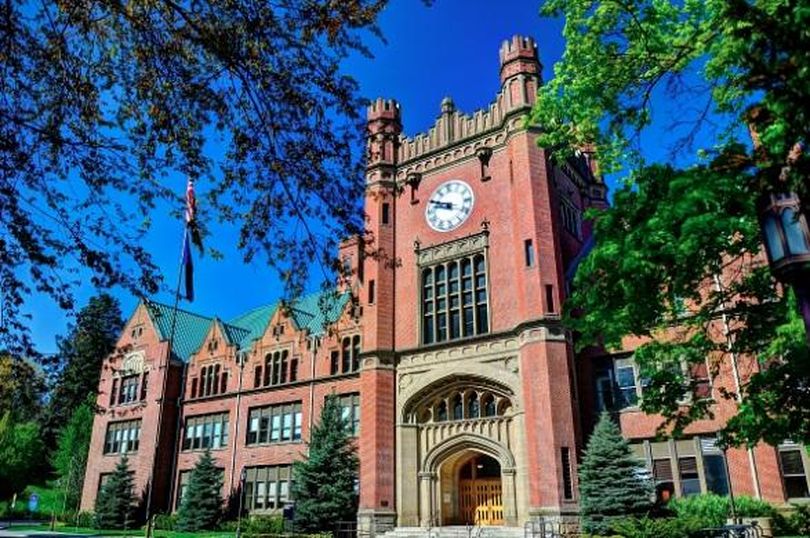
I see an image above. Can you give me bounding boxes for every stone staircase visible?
[382,525,525,538]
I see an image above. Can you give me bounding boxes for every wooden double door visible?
[458,478,504,525]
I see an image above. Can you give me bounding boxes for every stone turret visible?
[366,98,402,171]
[499,35,541,85]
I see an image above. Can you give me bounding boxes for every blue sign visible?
[28,493,39,512]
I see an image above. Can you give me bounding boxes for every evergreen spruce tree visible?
[579,413,654,535]
[94,455,135,529]
[292,394,359,533]
[176,448,223,531]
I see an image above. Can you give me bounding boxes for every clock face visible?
[425,180,475,232]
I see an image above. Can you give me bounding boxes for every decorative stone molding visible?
[415,231,489,267]
[121,351,146,374]
[518,325,568,344]
[422,432,516,472]
[398,334,520,369]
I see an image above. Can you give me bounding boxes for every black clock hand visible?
[428,200,453,209]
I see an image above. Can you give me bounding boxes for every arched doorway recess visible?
[455,453,503,525]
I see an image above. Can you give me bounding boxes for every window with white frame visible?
[182,412,229,451]
[336,393,360,436]
[246,402,302,445]
[779,443,810,499]
[243,465,294,512]
[103,419,141,454]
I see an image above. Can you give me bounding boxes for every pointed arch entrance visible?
[419,433,517,527]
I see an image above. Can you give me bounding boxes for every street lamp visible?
[757,191,810,338]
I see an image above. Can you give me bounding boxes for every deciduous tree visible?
[51,399,95,514]
[0,412,45,500]
[532,0,810,446]
[1,0,391,355]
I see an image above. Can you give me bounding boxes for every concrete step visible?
[383,526,524,538]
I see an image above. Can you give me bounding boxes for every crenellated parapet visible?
[392,35,542,170]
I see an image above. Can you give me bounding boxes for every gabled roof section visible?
[286,289,351,337]
[143,300,213,362]
[227,303,277,348]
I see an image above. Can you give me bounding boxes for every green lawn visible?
[3,523,237,538]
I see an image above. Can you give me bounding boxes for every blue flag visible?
[182,228,194,302]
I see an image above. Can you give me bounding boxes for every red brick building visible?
[81,35,810,532]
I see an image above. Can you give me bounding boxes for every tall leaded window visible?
[422,253,488,344]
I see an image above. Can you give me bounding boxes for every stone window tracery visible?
[409,384,513,424]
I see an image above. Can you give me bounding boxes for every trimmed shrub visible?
[610,516,704,538]
[244,514,284,534]
[668,494,727,527]
[774,504,810,537]
[734,496,776,518]
[669,494,776,528]
[153,513,178,531]
[57,510,95,527]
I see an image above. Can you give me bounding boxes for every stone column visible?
[502,467,518,526]
[418,471,436,527]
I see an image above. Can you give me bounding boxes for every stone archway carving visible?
[423,433,515,474]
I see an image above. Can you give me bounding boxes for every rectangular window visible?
[652,458,675,503]
[330,351,339,376]
[381,203,390,225]
[561,447,574,500]
[779,448,810,499]
[289,357,298,382]
[246,402,303,446]
[368,280,376,305]
[614,361,638,407]
[524,239,535,267]
[140,372,149,401]
[545,284,555,314]
[703,454,729,495]
[118,375,139,405]
[176,468,223,509]
[244,465,293,513]
[103,420,141,455]
[422,255,488,345]
[336,393,361,436]
[182,412,229,451]
[679,457,701,496]
[109,378,118,407]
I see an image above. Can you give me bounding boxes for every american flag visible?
[185,178,196,224]
[182,177,197,302]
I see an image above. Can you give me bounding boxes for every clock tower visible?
[355,35,607,531]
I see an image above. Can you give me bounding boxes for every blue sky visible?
[27,0,720,352]
[28,0,566,352]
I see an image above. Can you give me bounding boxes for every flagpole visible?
[144,207,193,538]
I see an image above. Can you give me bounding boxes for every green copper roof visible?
[139,289,349,362]
[287,290,350,336]
[144,300,213,362]
[227,303,277,348]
